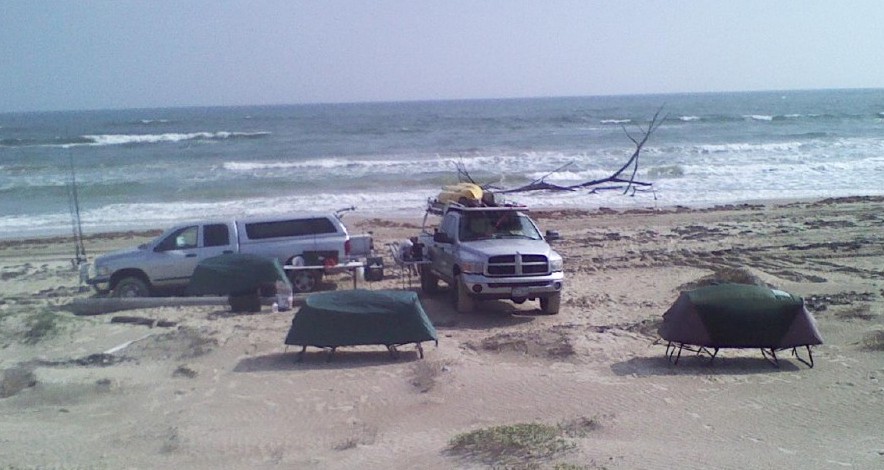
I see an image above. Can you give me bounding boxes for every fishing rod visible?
[67,149,88,279]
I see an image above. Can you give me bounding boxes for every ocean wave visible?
[80,131,271,146]
[692,141,805,154]
[600,119,631,124]
[527,169,614,183]
[668,114,837,124]
[0,138,33,147]
[1,136,94,147]
[3,131,270,148]
[223,158,357,171]
[647,165,685,178]
[221,151,584,175]
[215,154,599,191]
[551,115,592,124]
[667,113,882,124]
[785,132,831,139]
[739,112,881,122]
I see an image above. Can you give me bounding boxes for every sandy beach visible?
[1,196,882,469]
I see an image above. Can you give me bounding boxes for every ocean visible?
[1,89,883,240]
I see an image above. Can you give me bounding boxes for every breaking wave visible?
[0,131,272,148]
[80,131,270,146]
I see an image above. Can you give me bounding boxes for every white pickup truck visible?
[417,201,564,314]
[87,212,367,297]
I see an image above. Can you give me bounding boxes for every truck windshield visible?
[459,212,542,241]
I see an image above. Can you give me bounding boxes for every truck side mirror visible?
[545,230,562,241]
[433,232,452,244]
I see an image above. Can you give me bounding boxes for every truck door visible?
[147,224,203,287]
[147,223,235,288]
[432,213,460,280]
[202,223,236,257]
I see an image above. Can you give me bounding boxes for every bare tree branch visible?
[448,107,665,199]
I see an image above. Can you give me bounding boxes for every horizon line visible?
[3,86,883,115]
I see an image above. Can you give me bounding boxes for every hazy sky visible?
[2,0,883,112]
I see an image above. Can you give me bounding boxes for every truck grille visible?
[487,254,549,276]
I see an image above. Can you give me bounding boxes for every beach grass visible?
[835,304,875,321]
[24,308,67,344]
[447,419,601,467]
[860,330,884,351]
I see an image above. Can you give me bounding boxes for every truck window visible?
[459,212,542,241]
[460,213,494,241]
[204,224,230,247]
[156,226,198,251]
[244,217,337,240]
[441,214,458,239]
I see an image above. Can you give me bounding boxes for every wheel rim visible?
[291,272,315,292]
[454,276,473,311]
[116,280,145,297]
[420,267,437,291]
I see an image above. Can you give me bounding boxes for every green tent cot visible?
[659,283,823,367]
[284,289,438,361]
[188,253,290,312]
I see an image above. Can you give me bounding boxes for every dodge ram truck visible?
[417,201,564,314]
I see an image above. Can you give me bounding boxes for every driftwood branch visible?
[110,315,177,328]
[454,160,479,185]
[572,106,665,194]
[496,162,576,194]
[456,107,666,197]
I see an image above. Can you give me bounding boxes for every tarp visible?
[188,253,289,296]
[284,289,437,349]
[659,283,823,349]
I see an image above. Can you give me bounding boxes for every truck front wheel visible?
[289,271,318,293]
[453,275,475,313]
[419,265,439,293]
[540,292,561,315]
[113,276,150,298]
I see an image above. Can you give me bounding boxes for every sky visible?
[2,0,883,112]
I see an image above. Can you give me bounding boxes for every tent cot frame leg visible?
[760,348,779,367]
[665,341,685,365]
[705,348,719,365]
[296,346,307,363]
[664,342,816,369]
[786,345,815,368]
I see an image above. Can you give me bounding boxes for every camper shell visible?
[87,212,369,296]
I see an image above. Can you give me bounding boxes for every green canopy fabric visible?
[188,253,289,296]
[659,283,823,349]
[284,289,437,348]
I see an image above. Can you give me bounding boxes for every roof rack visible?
[424,198,528,216]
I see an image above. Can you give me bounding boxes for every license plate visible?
[512,287,529,298]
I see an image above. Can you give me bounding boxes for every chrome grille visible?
[487,254,549,276]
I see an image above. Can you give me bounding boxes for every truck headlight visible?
[460,260,484,274]
[549,257,563,272]
[96,265,110,277]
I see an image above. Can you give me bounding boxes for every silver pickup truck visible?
[87,212,360,297]
[417,202,564,314]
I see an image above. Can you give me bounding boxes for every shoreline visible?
[2,195,881,249]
